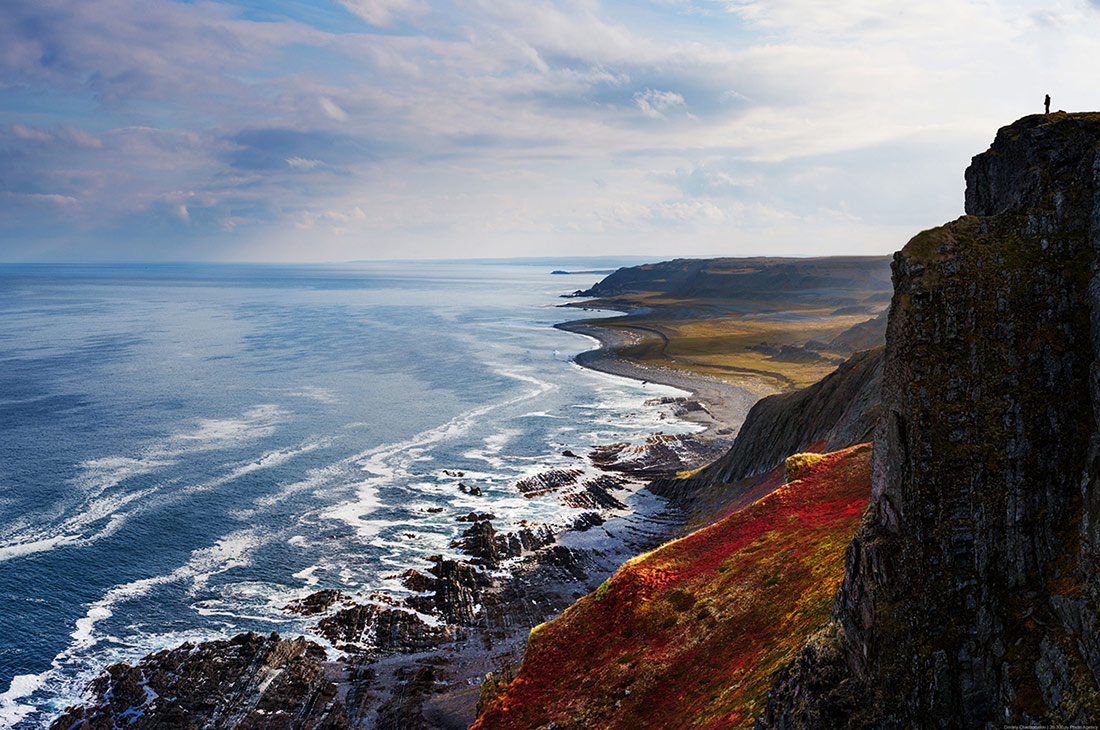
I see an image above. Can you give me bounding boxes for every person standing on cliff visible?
[1045,94,1051,114]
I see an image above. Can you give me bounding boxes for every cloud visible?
[286,157,323,170]
[338,0,424,26]
[10,124,102,149]
[319,97,349,121]
[633,88,686,119]
[3,0,1100,261]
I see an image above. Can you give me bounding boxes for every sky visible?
[2,0,1100,262]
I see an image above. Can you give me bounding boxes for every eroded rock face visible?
[759,112,1100,728]
[50,632,349,730]
[693,347,883,487]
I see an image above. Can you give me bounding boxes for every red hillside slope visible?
[472,443,872,730]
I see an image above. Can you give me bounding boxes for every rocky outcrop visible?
[284,589,352,616]
[394,557,490,626]
[514,468,584,497]
[317,604,454,654]
[50,632,348,730]
[451,520,555,569]
[759,112,1100,728]
[589,433,722,478]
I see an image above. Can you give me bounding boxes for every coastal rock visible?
[50,632,348,730]
[453,521,503,567]
[451,520,556,568]
[560,475,628,511]
[316,604,453,654]
[406,556,492,626]
[514,468,584,497]
[284,589,351,616]
[644,395,712,416]
[759,112,1100,728]
[589,433,719,478]
[399,568,435,593]
[567,511,605,531]
[456,511,496,522]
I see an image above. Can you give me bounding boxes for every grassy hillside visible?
[472,443,872,730]
[565,256,893,391]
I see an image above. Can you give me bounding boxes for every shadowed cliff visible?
[760,112,1100,728]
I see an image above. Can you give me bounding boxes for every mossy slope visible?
[471,444,872,730]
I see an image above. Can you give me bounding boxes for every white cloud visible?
[338,0,423,26]
[633,88,686,119]
[286,157,323,170]
[319,97,349,121]
[5,0,1100,260]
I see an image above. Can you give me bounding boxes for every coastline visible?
[555,319,769,443]
[42,314,757,730]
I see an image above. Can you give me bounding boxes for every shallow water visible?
[0,260,698,728]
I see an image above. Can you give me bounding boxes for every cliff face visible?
[760,112,1100,728]
[697,347,882,485]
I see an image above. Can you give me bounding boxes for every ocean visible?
[0,260,699,728]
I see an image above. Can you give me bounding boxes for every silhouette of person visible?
[1045,94,1051,114]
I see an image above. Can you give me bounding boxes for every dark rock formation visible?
[456,511,496,522]
[399,568,435,593]
[50,632,348,730]
[284,589,351,616]
[560,475,628,511]
[644,395,712,416]
[589,433,722,478]
[405,556,492,625]
[451,520,556,568]
[317,604,452,654]
[514,468,585,497]
[759,112,1100,728]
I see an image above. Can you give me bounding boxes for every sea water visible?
[0,260,698,728]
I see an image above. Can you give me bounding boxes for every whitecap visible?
[0,673,45,728]
[0,534,81,562]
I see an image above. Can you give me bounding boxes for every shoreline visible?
[555,319,769,444]
[39,312,759,730]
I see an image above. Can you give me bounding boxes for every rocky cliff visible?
[760,112,1100,728]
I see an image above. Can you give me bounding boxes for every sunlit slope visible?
[472,443,872,730]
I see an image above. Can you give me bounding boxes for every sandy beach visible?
[556,319,771,443]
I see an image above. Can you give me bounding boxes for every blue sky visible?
[2,0,1099,261]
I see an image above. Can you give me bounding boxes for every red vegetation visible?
[472,444,872,730]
